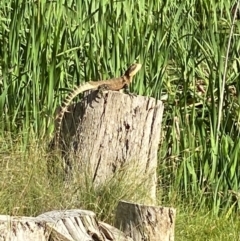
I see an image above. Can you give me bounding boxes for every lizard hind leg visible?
[97,84,110,98]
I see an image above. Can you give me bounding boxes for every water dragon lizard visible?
[54,63,142,148]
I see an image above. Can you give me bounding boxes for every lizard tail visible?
[54,82,98,148]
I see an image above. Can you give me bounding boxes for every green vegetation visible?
[0,135,239,240]
[1,0,240,240]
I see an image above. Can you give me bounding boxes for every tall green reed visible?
[1,0,240,214]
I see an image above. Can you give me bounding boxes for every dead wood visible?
[0,209,133,241]
[59,91,164,204]
[115,200,176,241]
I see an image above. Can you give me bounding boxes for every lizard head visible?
[124,63,142,77]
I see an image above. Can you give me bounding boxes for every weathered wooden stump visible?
[0,209,133,241]
[115,200,176,241]
[60,91,164,204]
[0,204,176,241]
[0,215,50,241]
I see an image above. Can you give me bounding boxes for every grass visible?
[1,0,240,239]
[0,134,239,240]
[176,208,240,241]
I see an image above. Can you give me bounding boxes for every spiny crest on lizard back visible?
[53,63,142,148]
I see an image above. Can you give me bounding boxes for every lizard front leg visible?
[123,84,137,97]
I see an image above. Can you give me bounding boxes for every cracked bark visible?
[60,90,164,204]
[115,200,176,241]
[0,209,133,241]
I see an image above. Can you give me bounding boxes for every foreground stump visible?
[0,205,176,240]
[60,91,164,204]
[0,209,133,241]
[115,200,176,241]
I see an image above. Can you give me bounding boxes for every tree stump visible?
[0,215,50,241]
[115,200,176,241]
[0,209,133,241]
[61,91,164,203]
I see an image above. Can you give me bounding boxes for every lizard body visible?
[54,63,142,148]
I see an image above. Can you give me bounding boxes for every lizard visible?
[53,63,142,148]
